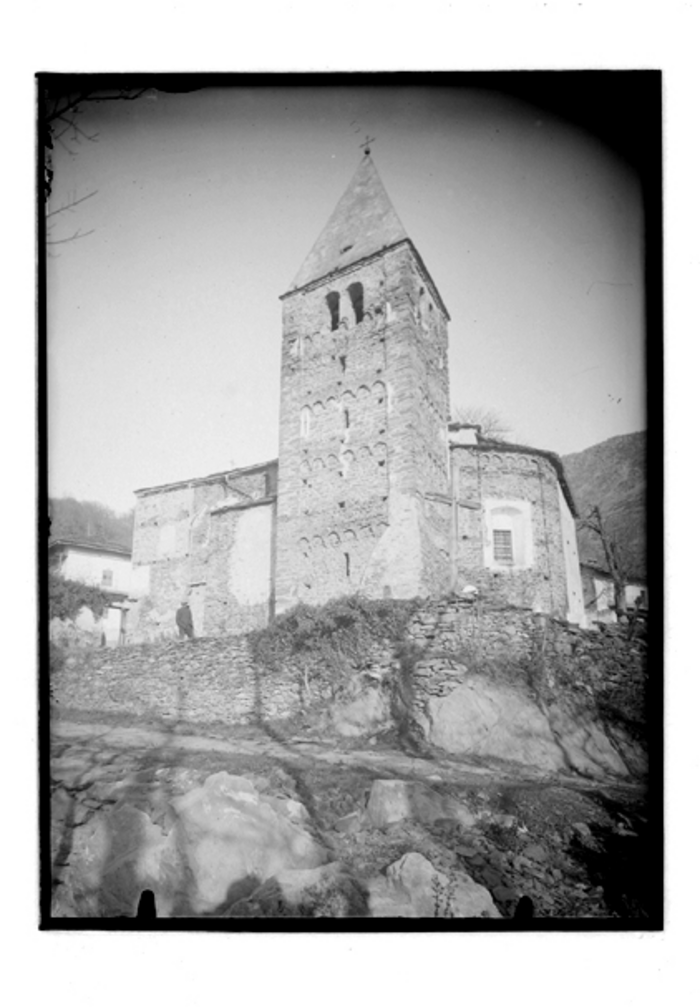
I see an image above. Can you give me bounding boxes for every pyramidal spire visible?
[288,154,409,292]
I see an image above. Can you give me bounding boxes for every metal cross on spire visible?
[360,134,376,156]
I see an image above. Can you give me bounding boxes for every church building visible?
[128,153,585,641]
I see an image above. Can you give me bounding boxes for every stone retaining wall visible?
[408,599,646,728]
[51,598,647,743]
[51,637,322,726]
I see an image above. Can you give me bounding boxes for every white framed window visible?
[484,499,533,570]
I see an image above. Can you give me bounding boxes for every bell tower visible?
[274,153,452,612]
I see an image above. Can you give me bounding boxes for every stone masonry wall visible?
[130,465,276,643]
[452,447,570,617]
[53,597,647,758]
[52,636,317,725]
[406,598,647,723]
[275,242,451,613]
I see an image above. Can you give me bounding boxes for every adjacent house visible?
[580,561,648,623]
[49,537,132,646]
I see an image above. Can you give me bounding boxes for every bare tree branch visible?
[55,114,99,143]
[43,86,148,245]
[47,228,96,246]
[578,505,629,617]
[450,404,512,442]
[46,189,98,219]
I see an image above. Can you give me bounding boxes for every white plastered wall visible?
[557,484,587,626]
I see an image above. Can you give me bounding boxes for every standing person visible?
[175,600,195,640]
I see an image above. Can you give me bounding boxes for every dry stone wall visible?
[52,636,319,726]
[53,596,647,778]
[405,598,647,709]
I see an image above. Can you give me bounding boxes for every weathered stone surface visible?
[331,687,391,737]
[522,843,548,864]
[171,772,328,913]
[425,677,567,771]
[54,772,331,917]
[548,705,629,778]
[368,852,501,918]
[334,811,364,834]
[366,779,476,830]
[273,862,368,916]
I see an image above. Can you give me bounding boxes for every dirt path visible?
[51,715,643,795]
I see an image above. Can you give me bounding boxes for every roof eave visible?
[134,458,278,498]
[449,439,578,517]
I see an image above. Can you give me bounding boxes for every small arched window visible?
[348,282,364,324]
[326,291,340,331]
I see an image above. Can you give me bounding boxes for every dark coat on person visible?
[175,602,194,638]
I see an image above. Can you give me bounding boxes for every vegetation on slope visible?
[562,431,646,579]
[49,496,134,551]
[249,594,420,678]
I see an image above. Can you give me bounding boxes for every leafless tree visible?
[578,505,628,618]
[43,86,148,247]
[450,405,512,442]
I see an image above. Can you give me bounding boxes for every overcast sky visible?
[47,79,647,514]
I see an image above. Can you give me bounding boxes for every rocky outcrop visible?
[365,779,476,830]
[423,677,567,772]
[52,771,329,917]
[330,686,391,737]
[171,773,328,913]
[422,675,629,779]
[367,852,501,918]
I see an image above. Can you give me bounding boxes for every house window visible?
[326,291,340,331]
[348,282,364,324]
[101,569,113,587]
[492,529,514,564]
[344,552,351,578]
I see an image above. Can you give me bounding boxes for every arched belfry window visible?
[348,282,364,325]
[326,291,340,331]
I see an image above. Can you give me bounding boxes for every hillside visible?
[562,432,646,580]
[48,496,134,551]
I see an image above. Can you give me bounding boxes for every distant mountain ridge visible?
[562,432,646,581]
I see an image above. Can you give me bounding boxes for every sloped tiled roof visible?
[288,154,409,293]
[48,537,132,558]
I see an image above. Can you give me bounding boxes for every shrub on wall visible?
[49,571,110,623]
[250,594,420,689]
